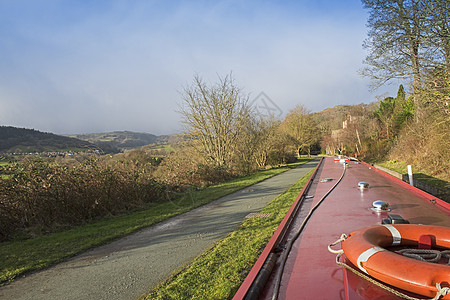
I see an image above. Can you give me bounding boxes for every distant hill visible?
[312,103,378,132]
[312,105,352,129]
[71,131,172,150]
[0,126,109,153]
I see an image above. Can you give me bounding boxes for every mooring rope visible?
[398,249,450,265]
[328,236,450,300]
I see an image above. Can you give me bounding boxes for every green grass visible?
[98,136,117,142]
[0,159,310,285]
[376,159,408,174]
[148,144,175,151]
[146,169,314,300]
[377,160,449,191]
[0,161,10,179]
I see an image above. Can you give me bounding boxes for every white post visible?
[407,165,414,186]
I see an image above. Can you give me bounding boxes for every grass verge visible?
[376,160,449,191]
[0,159,311,285]
[145,169,315,300]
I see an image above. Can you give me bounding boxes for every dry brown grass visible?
[389,107,449,183]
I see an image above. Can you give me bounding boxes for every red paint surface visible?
[232,158,323,300]
[366,161,450,212]
[234,157,450,300]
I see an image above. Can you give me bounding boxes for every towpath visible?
[0,159,319,300]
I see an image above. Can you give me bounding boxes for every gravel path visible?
[0,159,318,300]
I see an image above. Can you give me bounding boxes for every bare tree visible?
[232,115,260,174]
[281,105,319,157]
[362,0,450,93]
[423,0,450,75]
[361,0,425,92]
[179,74,250,168]
[252,117,281,168]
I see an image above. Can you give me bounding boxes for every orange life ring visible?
[341,224,450,299]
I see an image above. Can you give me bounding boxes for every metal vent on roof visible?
[358,182,369,189]
[371,200,390,212]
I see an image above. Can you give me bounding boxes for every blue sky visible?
[0,0,399,135]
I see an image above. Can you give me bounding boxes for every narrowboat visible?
[233,156,450,300]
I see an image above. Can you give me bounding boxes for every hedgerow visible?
[0,158,162,241]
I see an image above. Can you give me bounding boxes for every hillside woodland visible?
[72,131,173,150]
[0,126,97,153]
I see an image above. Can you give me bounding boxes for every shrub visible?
[0,158,161,241]
[389,109,449,181]
[153,149,232,190]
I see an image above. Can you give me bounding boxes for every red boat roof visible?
[234,157,450,300]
